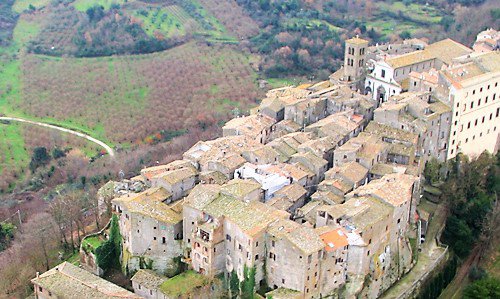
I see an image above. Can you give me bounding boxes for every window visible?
[256,241,259,247]
[153,237,156,241]
[272,240,275,247]
[468,122,471,129]
[255,254,259,260]
[226,234,231,241]
[485,96,488,103]
[475,119,478,126]
[471,101,474,109]
[478,99,481,106]
[367,250,370,256]
[482,116,485,123]
[282,279,285,284]
[381,70,386,78]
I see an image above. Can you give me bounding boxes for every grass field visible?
[129,5,200,39]
[376,1,443,24]
[12,0,51,13]
[371,1,444,39]
[0,122,28,185]
[72,0,135,12]
[159,270,209,297]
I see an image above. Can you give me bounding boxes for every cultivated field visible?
[16,41,261,144]
[198,0,259,39]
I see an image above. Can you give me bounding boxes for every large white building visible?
[439,51,500,159]
[365,39,472,104]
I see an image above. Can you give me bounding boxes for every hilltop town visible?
[31,29,500,299]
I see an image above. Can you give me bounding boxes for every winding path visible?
[0,117,115,157]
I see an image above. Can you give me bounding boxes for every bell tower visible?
[344,36,369,83]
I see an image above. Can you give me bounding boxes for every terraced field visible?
[17,41,260,144]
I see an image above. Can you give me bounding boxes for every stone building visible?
[374,92,452,162]
[365,39,473,103]
[131,269,167,299]
[112,187,184,275]
[222,114,276,144]
[32,262,140,299]
[151,167,198,202]
[265,219,325,298]
[438,51,500,159]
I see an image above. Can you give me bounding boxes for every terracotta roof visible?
[153,167,197,185]
[31,262,140,299]
[365,122,418,145]
[223,114,275,138]
[141,160,194,180]
[220,179,261,199]
[319,228,349,252]
[113,187,182,224]
[348,173,417,207]
[199,171,229,185]
[213,154,246,171]
[318,196,393,233]
[311,190,344,205]
[326,161,368,184]
[273,183,307,201]
[386,38,472,69]
[267,219,324,255]
[319,178,352,194]
[131,269,167,290]
[203,195,287,236]
[184,184,221,210]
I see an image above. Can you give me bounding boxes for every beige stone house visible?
[112,187,184,275]
[222,114,276,144]
[151,167,198,202]
[267,183,307,214]
[333,133,388,169]
[289,151,328,186]
[187,194,289,284]
[131,269,167,299]
[325,161,369,190]
[265,219,325,298]
[140,160,195,186]
[32,262,140,299]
